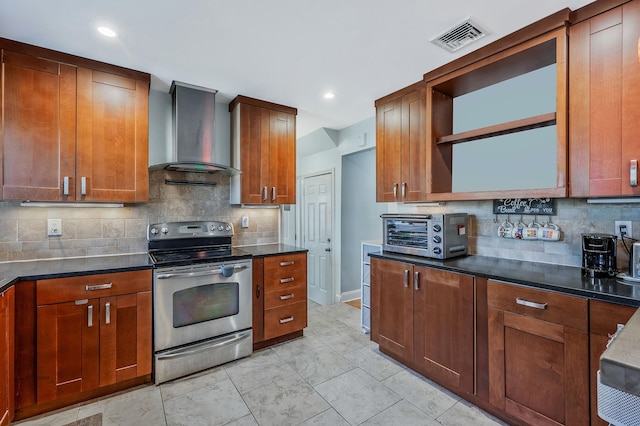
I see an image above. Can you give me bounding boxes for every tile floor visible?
[16,301,509,426]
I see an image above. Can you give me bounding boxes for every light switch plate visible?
[48,219,62,236]
[241,216,249,228]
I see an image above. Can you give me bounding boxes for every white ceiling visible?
[0,0,594,137]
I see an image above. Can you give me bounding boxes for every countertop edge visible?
[600,308,640,398]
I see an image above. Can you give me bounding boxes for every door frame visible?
[299,169,336,304]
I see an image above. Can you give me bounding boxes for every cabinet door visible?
[0,287,14,426]
[413,267,474,394]
[76,68,148,202]
[99,292,151,387]
[37,299,100,403]
[238,103,271,204]
[252,258,265,344]
[589,301,636,426]
[488,282,589,425]
[371,258,413,365]
[269,110,296,204]
[375,97,403,202]
[570,3,640,197]
[401,85,427,202]
[1,50,76,201]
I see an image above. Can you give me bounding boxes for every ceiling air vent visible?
[430,18,487,52]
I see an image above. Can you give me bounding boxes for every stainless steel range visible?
[148,221,253,384]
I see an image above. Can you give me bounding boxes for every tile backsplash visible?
[400,198,640,268]
[0,169,279,262]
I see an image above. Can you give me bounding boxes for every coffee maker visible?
[582,233,617,277]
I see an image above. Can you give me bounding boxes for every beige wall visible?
[0,169,279,262]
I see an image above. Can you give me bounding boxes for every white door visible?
[303,173,333,305]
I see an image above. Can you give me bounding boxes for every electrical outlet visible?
[615,220,632,239]
[48,219,62,236]
[241,216,249,228]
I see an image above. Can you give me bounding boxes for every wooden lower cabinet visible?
[0,287,15,426]
[252,253,308,349]
[589,300,637,426]
[371,257,475,395]
[487,280,589,426]
[35,270,151,405]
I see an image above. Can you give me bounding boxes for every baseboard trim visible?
[339,289,361,302]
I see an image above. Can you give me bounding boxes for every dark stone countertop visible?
[0,244,308,293]
[236,243,308,258]
[369,252,640,307]
[0,253,153,293]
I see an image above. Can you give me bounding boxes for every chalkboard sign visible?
[493,198,556,215]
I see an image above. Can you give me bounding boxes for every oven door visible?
[153,259,252,352]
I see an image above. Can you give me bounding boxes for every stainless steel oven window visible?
[173,282,239,327]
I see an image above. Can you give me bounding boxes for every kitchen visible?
[2,0,640,425]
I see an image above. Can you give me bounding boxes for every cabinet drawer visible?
[264,268,307,292]
[264,283,307,309]
[37,270,152,305]
[264,253,307,275]
[264,301,307,340]
[487,280,588,331]
[590,300,637,336]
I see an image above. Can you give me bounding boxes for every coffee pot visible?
[582,233,617,277]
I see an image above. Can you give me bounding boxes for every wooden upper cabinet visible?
[1,40,150,203]
[569,2,640,197]
[76,68,149,202]
[1,50,76,201]
[375,82,427,202]
[230,96,297,205]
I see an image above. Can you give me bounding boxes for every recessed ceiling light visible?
[324,92,335,99]
[97,26,117,38]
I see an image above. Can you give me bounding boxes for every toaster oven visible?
[381,213,469,259]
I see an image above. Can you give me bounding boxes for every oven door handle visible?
[156,330,252,360]
[156,265,249,280]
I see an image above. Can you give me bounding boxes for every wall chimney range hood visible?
[149,81,240,174]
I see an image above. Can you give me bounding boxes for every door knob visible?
[325,248,331,252]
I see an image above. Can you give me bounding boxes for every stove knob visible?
[433,235,442,244]
[161,227,169,235]
[150,227,159,235]
[209,225,215,231]
[433,224,442,232]
[433,247,442,255]
[218,225,224,231]
[225,225,231,231]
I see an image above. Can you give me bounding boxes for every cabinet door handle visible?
[280,277,295,284]
[631,160,638,187]
[105,302,111,324]
[88,305,94,327]
[63,176,70,196]
[280,293,295,300]
[279,261,294,266]
[402,182,407,198]
[404,269,409,288]
[393,183,398,199]
[414,271,420,290]
[263,186,268,201]
[516,297,547,310]
[86,283,113,291]
[81,176,87,195]
[272,187,276,201]
[256,285,261,299]
[279,316,294,324]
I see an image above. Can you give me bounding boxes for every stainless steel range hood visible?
[149,81,240,174]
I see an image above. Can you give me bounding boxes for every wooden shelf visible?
[436,112,556,145]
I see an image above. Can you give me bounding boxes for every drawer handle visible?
[279,316,294,324]
[280,277,295,284]
[280,293,295,300]
[88,305,94,327]
[279,261,295,267]
[105,302,111,325]
[86,283,113,291]
[516,297,548,310]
